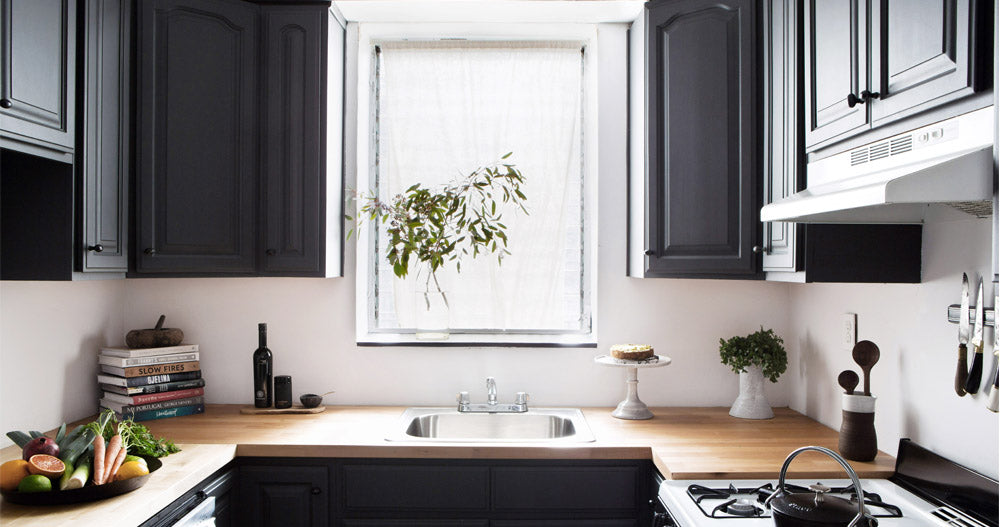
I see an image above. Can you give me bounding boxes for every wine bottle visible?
[253,323,273,408]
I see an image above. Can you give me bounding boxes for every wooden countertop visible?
[0,405,895,526]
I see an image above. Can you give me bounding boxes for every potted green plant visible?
[349,154,527,339]
[719,327,787,419]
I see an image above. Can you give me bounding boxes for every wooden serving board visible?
[240,405,326,415]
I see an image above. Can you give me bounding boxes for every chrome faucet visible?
[457,377,529,413]
[486,377,497,405]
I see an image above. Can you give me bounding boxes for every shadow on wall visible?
[797,328,832,420]
[62,330,104,421]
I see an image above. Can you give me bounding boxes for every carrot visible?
[92,434,106,485]
[103,434,122,484]
[107,446,127,482]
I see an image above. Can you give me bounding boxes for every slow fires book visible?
[100,361,200,378]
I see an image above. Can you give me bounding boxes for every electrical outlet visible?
[842,313,857,349]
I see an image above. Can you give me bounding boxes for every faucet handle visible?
[515,392,529,405]
[457,391,470,404]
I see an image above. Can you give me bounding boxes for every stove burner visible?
[727,499,761,517]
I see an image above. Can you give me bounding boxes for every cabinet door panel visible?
[645,0,758,277]
[870,0,984,124]
[0,0,76,151]
[238,466,328,527]
[261,6,326,275]
[79,0,129,272]
[803,0,869,149]
[135,0,258,274]
[342,465,489,511]
[492,466,637,512]
[762,0,801,273]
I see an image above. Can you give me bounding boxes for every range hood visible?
[761,107,994,224]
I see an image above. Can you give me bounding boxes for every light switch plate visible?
[842,313,857,349]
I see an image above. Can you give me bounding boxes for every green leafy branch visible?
[348,153,528,294]
[718,327,788,382]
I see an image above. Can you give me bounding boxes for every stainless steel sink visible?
[385,407,595,443]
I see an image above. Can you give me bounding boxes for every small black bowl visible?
[300,394,323,408]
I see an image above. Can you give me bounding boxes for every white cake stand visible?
[594,355,671,420]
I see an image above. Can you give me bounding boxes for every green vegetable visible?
[6,430,31,447]
[28,431,43,439]
[119,420,180,458]
[57,425,85,451]
[60,428,96,466]
[58,460,74,489]
[61,456,90,490]
[55,423,67,444]
[719,327,788,383]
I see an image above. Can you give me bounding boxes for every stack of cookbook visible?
[97,344,205,421]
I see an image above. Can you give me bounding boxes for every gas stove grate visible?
[686,482,904,519]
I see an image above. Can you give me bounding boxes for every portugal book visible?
[97,370,202,388]
[100,361,200,378]
[99,395,204,416]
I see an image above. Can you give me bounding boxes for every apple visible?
[22,437,59,461]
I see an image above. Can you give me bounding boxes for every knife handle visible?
[965,344,984,394]
[955,344,969,396]
[988,369,999,413]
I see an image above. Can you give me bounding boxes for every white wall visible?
[0,280,125,436]
[785,206,999,479]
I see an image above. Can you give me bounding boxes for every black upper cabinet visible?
[134,0,340,277]
[135,0,259,274]
[802,0,870,150]
[644,0,759,278]
[78,0,130,273]
[804,0,991,152]
[261,6,326,275]
[0,0,76,159]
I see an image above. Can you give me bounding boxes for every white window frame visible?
[352,23,600,346]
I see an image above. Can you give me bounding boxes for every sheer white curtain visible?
[373,41,585,332]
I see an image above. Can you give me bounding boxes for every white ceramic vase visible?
[729,365,774,419]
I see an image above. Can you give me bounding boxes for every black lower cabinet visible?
[238,462,329,527]
[235,458,651,527]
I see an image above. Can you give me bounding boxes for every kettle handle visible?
[763,446,874,527]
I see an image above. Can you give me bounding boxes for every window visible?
[355,30,597,346]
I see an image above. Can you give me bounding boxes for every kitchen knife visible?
[988,287,999,412]
[955,273,970,396]
[966,279,985,394]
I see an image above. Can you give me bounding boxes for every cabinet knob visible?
[752,245,770,254]
[265,248,277,256]
[144,247,156,256]
[644,249,655,256]
[861,90,881,102]
[310,487,322,495]
[0,98,11,109]
[846,93,864,108]
[87,244,104,253]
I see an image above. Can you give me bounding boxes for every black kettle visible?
[764,446,877,527]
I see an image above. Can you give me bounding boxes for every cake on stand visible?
[594,354,671,420]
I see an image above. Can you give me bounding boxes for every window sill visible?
[357,332,597,348]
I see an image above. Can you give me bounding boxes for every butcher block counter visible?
[0,405,895,527]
